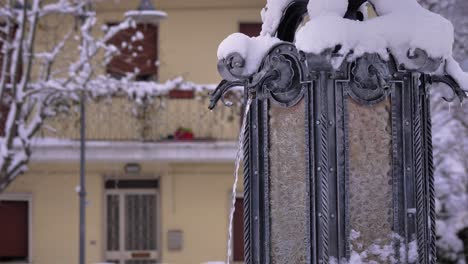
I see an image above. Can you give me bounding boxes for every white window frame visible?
[0,193,33,264]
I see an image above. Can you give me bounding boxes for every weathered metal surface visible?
[210,1,465,263]
[269,100,309,263]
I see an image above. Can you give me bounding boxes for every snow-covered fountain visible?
[209,0,467,263]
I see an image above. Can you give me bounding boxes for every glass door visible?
[105,185,159,264]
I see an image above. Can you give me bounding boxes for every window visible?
[239,23,262,37]
[0,196,30,263]
[106,23,159,81]
[233,197,244,262]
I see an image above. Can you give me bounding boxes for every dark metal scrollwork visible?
[401,48,466,103]
[251,46,306,107]
[208,79,245,110]
[209,43,307,109]
[348,53,392,105]
[217,52,247,81]
[403,48,443,73]
[251,54,294,94]
[209,53,250,110]
[427,74,468,103]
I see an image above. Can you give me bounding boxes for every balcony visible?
[39,95,241,142]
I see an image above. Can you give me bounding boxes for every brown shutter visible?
[233,197,244,261]
[0,201,28,259]
[239,23,262,37]
[106,24,159,80]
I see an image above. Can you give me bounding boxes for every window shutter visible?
[0,201,28,259]
[239,23,262,37]
[106,24,159,80]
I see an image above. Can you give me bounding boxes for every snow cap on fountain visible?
[217,0,468,97]
[260,0,296,36]
[308,0,348,18]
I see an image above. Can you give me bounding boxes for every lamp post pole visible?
[79,83,86,264]
[78,3,90,264]
[79,78,86,264]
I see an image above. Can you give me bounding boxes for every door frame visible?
[102,177,161,264]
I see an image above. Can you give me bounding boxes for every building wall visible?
[157,7,262,83]
[4,166,103,264]
[35,0,260,142]
[4,162,243,264]
[94,0,265,83]
[4,0,258,263]
[33,0,264,84]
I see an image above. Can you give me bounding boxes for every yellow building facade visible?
[1,0,266,263]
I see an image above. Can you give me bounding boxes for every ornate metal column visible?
[209,1,466,263]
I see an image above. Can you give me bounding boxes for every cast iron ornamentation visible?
[209,0,466,263]
[348,53,392,105]
[210,43,308,109]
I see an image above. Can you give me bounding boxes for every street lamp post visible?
[78,3,91,264]
[79,77,86,264]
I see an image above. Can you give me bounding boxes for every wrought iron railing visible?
[39,95,241,142]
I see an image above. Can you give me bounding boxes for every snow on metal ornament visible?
[214,0,467,103]
[210,0,467,263]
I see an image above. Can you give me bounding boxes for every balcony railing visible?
[39,95,241,142]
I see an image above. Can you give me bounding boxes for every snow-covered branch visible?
[0,0,220,191]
